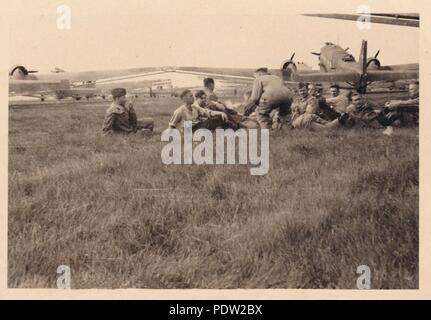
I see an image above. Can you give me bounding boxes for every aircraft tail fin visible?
[359,40,368,74]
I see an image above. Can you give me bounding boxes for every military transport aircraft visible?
[285,13,419,93]
[8,54,309,101]
[9,65,167,101]
[10,11,418,99]
[291,40,419,93]
[172,14,419,94]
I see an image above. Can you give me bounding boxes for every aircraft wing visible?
[174,66,293,82]
[10,67,173,98]
[95,70,169,84]
[9,79,70,95]
[379,63,419,71]
[291,71,360,83]
[366,70,419,82]
[36,67,166,82]
[303,13,419,27]
[174,67,255,81]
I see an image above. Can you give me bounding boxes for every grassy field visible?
[8,96,418,289]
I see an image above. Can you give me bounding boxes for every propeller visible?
[311,52,321,56]
[366,49,382,70]
[281,52,298,73]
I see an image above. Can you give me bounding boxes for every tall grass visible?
[8,97,418,288]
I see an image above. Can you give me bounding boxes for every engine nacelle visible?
[9,65,38,80]
[366,57,381,69]
[281,60,297,73]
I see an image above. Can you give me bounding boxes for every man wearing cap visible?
[102,88,154,136]
[168,89,228,130]
[242,67,293,129]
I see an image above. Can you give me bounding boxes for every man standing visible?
[325,84,349,114]
[242,68,293,129]
[168,90,228,130]
[102,88,154,136]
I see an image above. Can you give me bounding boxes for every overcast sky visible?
[9,0,420,73]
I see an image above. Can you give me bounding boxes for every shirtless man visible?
[168,89,228,131]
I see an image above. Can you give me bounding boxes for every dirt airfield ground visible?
[8,95,418,288]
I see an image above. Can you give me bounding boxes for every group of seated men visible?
[101,68,419,135]
[296,81,419,130]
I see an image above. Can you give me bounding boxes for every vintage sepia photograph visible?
[7,1,419,290]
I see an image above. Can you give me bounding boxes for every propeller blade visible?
[311,52,321,56]
[374,49,380,59]
[290,52,296,61]
[345,47,349,51]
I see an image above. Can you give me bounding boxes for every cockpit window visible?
[342,54,355,62]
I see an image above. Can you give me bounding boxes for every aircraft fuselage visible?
[318,43,361,74]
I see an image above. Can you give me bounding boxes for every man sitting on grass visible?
[345,93,383,129]
[202,78,238,115]
[101,88,154,136]
[378,81,419,127]
[168,89,228,131]
[291,83,348,130]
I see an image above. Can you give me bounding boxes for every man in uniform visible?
[378,81,419,127]
[307,83,339,121]
[231,90,260,129]
[102,88,154,136]
[345,93,383,128]
[325,84,349,114]
[291,83,345,130]
[168,89,228,130]
[242,67,293,129]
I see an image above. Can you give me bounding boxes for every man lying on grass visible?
[101,87,154,136]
